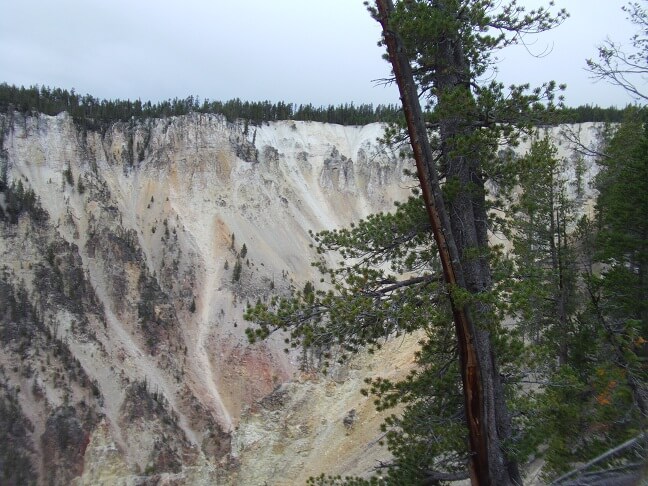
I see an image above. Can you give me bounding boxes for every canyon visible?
[0,111,600,484]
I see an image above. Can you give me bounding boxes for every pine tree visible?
[529,113,648,480]
[531,5,648,476]
[595,112,648,330]
[506,138,578,356]
[232,258,242,283]
[369,1,565,483]
[587,110,648,417]
[247,1,568,484]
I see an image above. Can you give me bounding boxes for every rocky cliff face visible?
[0,111,417,484]
[0,112,602,484]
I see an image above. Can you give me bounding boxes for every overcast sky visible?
[0,1,643,108]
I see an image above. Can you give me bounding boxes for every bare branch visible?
[585,2,648,100]
[368,274,440,295]
[422,469,470,484]
[560,124,611,160]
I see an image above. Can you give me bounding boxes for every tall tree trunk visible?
[374,1,521,484]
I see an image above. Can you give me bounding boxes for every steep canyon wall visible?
[0,112,601,484]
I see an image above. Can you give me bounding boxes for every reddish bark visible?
[373,1,520,484]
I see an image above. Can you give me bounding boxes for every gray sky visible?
[0,1,643,108]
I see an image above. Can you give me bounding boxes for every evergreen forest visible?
[0,82,636,130]
[0,83,402,127]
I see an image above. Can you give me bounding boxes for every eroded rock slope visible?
[0,112,602,484]
[0,112,414,484]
